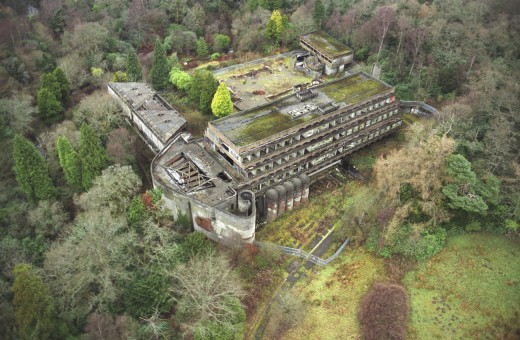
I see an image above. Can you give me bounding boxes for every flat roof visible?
[108,82,186,144]
[300,31,352,59]
[210,73,391,147]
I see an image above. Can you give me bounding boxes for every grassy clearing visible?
[287,248,386,339]
[404,233,520,339]
[278,233,520,339]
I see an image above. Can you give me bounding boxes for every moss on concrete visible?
[301,31,352,58]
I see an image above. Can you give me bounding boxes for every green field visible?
[278,233,520,339]
[405,233,520,339]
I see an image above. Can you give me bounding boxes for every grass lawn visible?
[404,233,520,339]
[278,233,520,339]
[287,248,386,339]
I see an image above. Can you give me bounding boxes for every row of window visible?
[250,123,401,193]
[246,111,400,177]
[247,120,402,181]
[242,104,398,163]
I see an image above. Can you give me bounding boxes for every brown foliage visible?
[84,313,137,340]
[360,283,409,340]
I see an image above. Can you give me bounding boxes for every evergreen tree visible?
[80,124,109,190]
[313,0,325,28]
[13,134,55,202]
[262,0,282,11]
[13,264,56,339]
[189,69,219,115]
[53,67,71,106]
[196,38,209,59]
[41,73,61,101]
[57,135,83,190]
[37,87,63,125]
[211,82,234,118]
[126,49,143,82]
[265,10,283,43]
[150,39,170,91]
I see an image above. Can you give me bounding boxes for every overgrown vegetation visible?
[0,0,519,337]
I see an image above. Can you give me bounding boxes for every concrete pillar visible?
[284,181,295,211]
[291,177,302,208]
[265,189,278,222]
[300,174,310,203]
[275,185,286,216]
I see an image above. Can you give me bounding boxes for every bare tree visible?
[171,251,244,337]
[406,26,427,75]
[372,6,395,62]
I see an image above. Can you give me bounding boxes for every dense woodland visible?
[0,0,519,338]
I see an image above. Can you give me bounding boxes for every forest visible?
[0,0,519,338]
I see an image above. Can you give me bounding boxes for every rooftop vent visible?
[288,104,317,118]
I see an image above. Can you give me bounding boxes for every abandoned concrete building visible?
[108,32,406,244]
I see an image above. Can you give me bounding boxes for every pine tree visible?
[53,67,71,106]
[41,73,61,101]
[211,82,234,118]
[313,0,325,29]
[57,135,83,189]
[126,49,143,81]
[189,69,219,115]
[13,264,56,339]
[196,38,209,59]
[80,124,109,190]
[150,39,170,91]
[13,134,55,202]
[265,10,283,43]
[37,87,63,125]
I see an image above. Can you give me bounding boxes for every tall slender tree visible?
[265,10,284,43]
[126,49,143,82]
[80,124,109,190]
[12,264,56,339]
[312,0,325,29]
[13,134,55,201]
[37,87,63,125]
[150,39,170,91]
[53,67,71,106]
[57,135,83,190]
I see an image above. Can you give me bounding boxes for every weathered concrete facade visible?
[205,72,401,208]
[300,31,354,75]
[108,34,407,245]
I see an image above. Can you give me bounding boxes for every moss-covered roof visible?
[210,73,391,147]
[301,31,352,59]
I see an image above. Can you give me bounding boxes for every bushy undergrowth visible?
[366,225,447,261]
[360,282,409,340]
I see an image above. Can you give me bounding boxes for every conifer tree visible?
[211,82,234,118]
[189,69,219,115]
[13,264,55,339]
[196,38,209,59]
[37,87,63,125]
[41,73,61,101]
[265,10,283,43]
[53,67,71,106]
[126,49,143,82]
[80,124,109,190]
[13,134,55,201]
[57,135,83,189]
[312,0,325,28]
[150,39,169,91]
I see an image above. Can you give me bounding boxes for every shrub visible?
[360,283,409,340]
